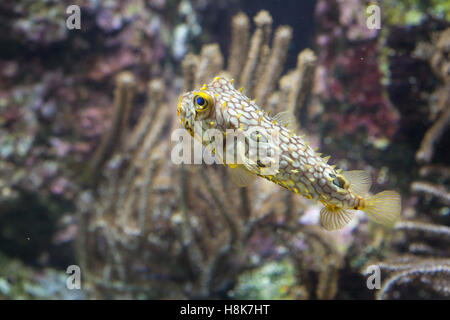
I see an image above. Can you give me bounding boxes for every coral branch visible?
[377,265,450,300]
[287,49,317,117]
[395,220,450,241]
[195,44,224,88]
[240,10,272,97]
[182,53,199,92]
[415,106,450,163]
[90,72,135,180]
[126,79,164,154]
[411,181,450,205]
[227,12,250,83]
[255,26,293,107]
[419,165,450,179]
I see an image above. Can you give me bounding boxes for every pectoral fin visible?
[229,165,256,187]
[320,206,355,230]
[341,170,372,196]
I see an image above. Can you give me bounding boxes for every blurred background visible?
[0,0,449,299]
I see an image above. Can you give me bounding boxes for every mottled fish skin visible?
[177,77,364,211]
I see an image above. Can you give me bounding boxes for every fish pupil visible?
[196,97,205,106]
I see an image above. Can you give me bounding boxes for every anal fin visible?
[320,206,354,231]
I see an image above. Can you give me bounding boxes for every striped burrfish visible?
[177,76,401,230]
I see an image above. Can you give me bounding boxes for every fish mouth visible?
[177,94,195,136]
[176,96,183,117]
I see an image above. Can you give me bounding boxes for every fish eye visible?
[196,96,205,106]
[193,92,213,112]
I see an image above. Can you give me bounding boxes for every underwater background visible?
[0,0,449,299]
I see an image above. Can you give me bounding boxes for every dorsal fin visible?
[272,111,298,131]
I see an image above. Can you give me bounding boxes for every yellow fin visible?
[320,206,354,231]
[243,158,261,175]
[363,191,401,226]
[272,111,297,131]
[342,170,372,196]
[229,165,256,187]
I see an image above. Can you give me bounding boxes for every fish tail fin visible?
[362,191,401,227]
[320,206,355,231]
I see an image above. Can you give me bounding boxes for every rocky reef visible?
[367,26,450,300]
